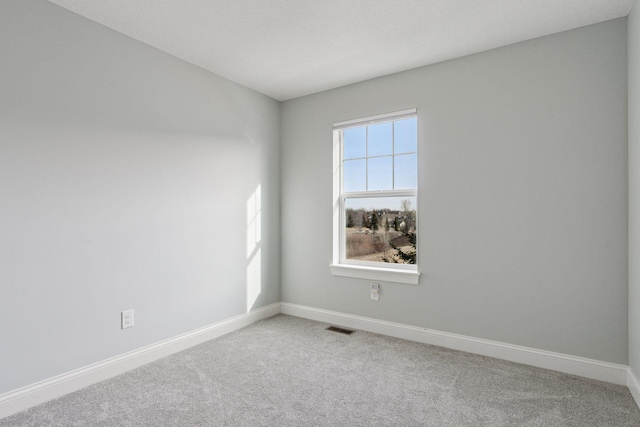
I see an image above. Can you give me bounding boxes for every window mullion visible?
[392,121,395,190]
[365,126,369,191]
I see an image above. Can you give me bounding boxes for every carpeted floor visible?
[2,314,639,426]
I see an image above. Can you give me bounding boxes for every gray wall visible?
[630,1,640,376]
[0,0,280,394]
[281,18,628,364]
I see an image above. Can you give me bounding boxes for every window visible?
[331,109,419,285]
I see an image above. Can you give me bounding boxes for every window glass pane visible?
[394,117,417,154]
[367,156,392,191]
[394,154,417,189]
[368,122,392,157]
[343,159,366,192]
[343,127,366,159]
[344,196,416,264]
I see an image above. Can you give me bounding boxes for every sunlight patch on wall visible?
[246,185,261,311]
[247,185,261,257]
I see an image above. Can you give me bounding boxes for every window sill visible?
[330,264,420,285]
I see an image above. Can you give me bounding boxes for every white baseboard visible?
[0,303,280,420]
[280,302,628,386]
[628,367,640,409]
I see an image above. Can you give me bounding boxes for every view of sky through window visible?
[342,117,417,197]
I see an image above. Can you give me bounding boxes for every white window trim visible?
[330,109,420,285]
[330,264,419,285]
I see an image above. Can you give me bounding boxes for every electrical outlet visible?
[121,309,134,329]
[371,283,380,301]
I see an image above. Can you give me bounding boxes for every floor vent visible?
[326,326,355,335]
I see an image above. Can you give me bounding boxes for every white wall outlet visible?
[121,309,134,329]
[371,283,380,301]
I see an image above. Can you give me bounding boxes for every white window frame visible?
[330,109,420,285]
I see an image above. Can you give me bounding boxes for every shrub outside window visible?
[331,109,419,285]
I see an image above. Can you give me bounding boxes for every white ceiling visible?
[48,0,636,101]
